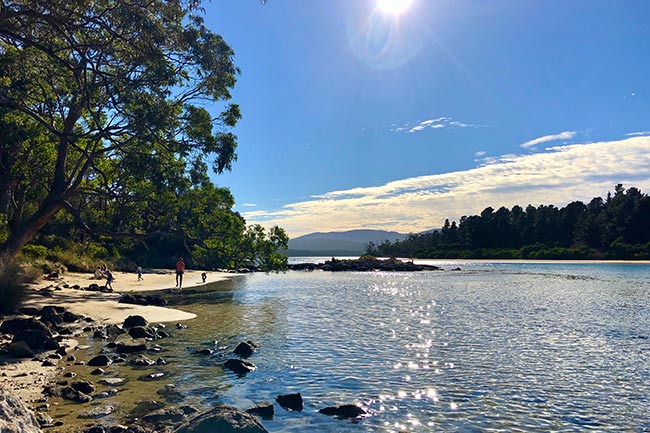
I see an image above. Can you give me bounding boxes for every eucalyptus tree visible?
[0,0,241,259]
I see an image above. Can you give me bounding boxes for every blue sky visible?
[206,0,650,237]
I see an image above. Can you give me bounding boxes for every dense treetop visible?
[0,0,287,271]
[367,185,650,260]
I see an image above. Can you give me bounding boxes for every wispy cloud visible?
[242,203,257,207]
[520,131,577,149]
[626,131,650,137]
[391,116,479,134]
[245,137,650,237]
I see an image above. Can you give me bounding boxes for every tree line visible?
[0,0,287,272]
[366,184,650,260]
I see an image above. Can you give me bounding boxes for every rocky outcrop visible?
[276,393,303,412]
[0,389,42,433]
[288,257,442,272]
[224,359,256,375]
[173,406,269,433]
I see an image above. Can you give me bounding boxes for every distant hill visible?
[287,229,411,256]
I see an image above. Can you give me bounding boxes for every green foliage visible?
[237,225,289,272]
[20,244,47,259]
[368,184,650,260]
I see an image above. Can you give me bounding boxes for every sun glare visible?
[376,0,414,15]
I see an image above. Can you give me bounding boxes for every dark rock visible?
[175,323,188,329]
[173,406,269,433]
[35,412,54,426]
[62,311,83,323]
[12,329,59,350]
[224,359,256,375]
[42,360,57,366]
[18,307,40,316]
[40,305,66,316]
[128,326,155,340]
[115,336,147,354]
[130,354,156,367]
[157,330,171,339]
[87,283,100,292]
[5,341,34,358]
[233,341,257,358]
[289,257,443,272]
[318,403,367,419]
[276,393,303,412]
[61,387,92,403]
[63,372,77,378]
[55,346,68,356]
[48,353,63,360]
[196,348,213,356]
[90,368,105,375]
[71,380,96,395]
[0,317,51,335]
[85,426,106,433]
[0,389,42,433]
[123,315,148,329]
[109,425,128,433]
[246,402,274,420]
[88,355,112,367]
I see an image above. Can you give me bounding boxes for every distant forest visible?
[366,184,650,260]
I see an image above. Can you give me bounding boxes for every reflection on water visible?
[50,262,650,432]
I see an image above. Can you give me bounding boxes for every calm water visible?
[56,260,650,432]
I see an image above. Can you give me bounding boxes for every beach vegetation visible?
[0,0,289,272]
[0,256,28,314]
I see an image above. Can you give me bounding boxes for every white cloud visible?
[520,131,577,149]
[242,203,257,207]
[474,151,486,157]
[394,116,477,134]
[626,131,650,137]
[245,137,650,238]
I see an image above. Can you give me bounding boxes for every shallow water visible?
[51,261,650,432]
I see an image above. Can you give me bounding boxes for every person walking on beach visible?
[137,266,143,281]
[175,257,185,289]
[105,269,114,290]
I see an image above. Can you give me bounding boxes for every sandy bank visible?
[27,269,235,325]
[1,269,237,403]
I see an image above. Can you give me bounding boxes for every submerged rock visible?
[87,355,112,367]
[318,403,367,419]
[78,405,115,419]
[173,406,269,433]
[246,402,274,420]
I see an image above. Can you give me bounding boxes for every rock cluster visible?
[289,257,442,272]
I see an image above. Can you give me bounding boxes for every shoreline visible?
[0,269,238,405]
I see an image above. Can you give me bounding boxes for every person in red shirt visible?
[175,257,185,289]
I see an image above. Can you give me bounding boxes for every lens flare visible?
[376,0,414,15]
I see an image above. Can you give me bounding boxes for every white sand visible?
[26,269,235,325]
[1,268,237,402]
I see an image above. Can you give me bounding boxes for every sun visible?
[376,0,414,15]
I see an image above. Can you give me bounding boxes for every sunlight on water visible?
[49,261,650,432]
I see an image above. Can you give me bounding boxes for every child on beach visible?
[105,269,114,290]
[137,266,143,281]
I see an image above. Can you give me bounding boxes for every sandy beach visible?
[0,268,237,404]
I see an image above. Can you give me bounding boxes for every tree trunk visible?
[0,199,65,261]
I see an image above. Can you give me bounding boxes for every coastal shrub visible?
[0,256,28,314]
[20,244,48,259]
